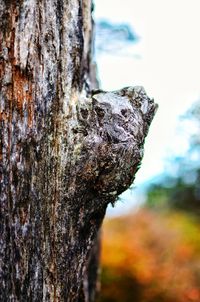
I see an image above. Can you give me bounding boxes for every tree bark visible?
[0,1,157,301]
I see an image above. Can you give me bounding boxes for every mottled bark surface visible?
[0,1,157,301]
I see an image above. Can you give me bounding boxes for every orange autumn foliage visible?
[98,209,200,302]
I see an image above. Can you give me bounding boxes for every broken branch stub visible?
[73,86,157,206]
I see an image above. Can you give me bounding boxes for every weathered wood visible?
[0,1,157,301]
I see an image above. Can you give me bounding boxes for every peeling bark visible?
[0,1,157,301]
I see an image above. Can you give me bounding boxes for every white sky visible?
[94,0,200,185]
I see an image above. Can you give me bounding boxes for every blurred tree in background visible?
[146,100,200,214]
[95,20,138,55]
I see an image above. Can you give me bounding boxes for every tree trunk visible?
[0,1,157,301]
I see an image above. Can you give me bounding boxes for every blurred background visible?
[93,1,200,301]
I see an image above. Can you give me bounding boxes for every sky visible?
[94,0,200,214]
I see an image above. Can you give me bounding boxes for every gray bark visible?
[0,1,157,301]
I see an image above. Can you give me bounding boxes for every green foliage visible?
[145,170,200,215]
[145,99,200,214]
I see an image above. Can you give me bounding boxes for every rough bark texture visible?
[0,1,157,301]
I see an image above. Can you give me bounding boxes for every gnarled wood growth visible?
[0,1,157,301]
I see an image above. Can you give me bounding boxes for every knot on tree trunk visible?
[73,86,157,205]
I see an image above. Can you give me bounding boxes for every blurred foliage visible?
[95,19,138,55]
[146,171,200,214]
[145,100,200,214]
[98,210,200,302]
